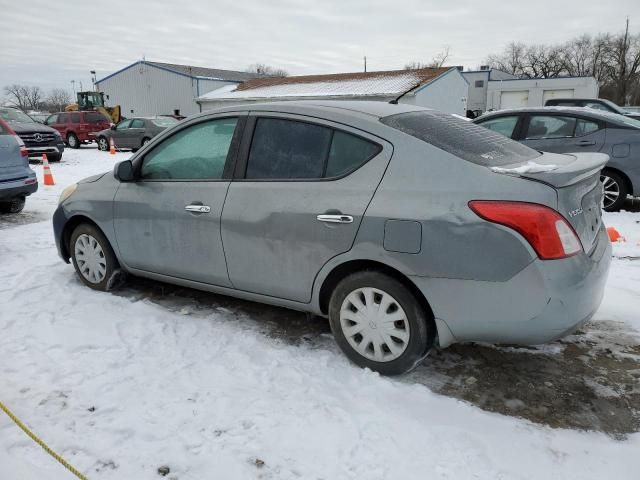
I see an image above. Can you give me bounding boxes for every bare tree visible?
[606,18,640,104]
[47,88,71,112]
[24,86,43,110]
[486,42,527,76]
[3,84,30,110]
[404,61,430,70]
[525,44,565,78]
[428,46,451,68]
[246,64,288,77]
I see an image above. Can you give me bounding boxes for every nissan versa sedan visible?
[473,107,640,211]
[53,101,611,375]
[95,116,179,152]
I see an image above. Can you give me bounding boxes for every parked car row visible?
[0,118,38,213]
[54,101,610,375]
[474,107,640,211]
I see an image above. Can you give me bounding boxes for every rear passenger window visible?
[525,115,576,139]
[70,113,81,124]
[246,118,380,180]
[575,118,599,136]
[86,112,107,123]
[478,116,519,138]
[131,119,145,128]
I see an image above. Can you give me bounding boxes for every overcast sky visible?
[1,0,638,96]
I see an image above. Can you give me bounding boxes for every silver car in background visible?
[53,101,611,375]
[474,107,640,211]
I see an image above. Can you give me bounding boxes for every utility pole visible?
[71,80,76,98]
[364,56,367,73]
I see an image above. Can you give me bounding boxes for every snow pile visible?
[490,161,559,174]
[1,148,639,479]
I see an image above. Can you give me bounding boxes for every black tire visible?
[97,136,109,152]
[0,196,26,214]
[69,223,119,291]
[601,170,628,212]
[328,270,434,376]
[48,153,62,162]
[67,133,80,149]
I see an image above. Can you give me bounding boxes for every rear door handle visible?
[317,214,353,224]
[575,140,596,146]
[185,205,211,213]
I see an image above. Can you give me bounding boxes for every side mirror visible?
[110,123,116,130]
[114,160,135,182]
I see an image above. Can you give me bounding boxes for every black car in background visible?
[95,117,179,152]
[0,107,65,162]
[544,98,640,121]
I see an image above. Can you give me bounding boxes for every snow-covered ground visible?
[1,148,639,479]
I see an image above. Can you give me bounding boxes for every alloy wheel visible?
[98,137,108,151]
[600,174,620,210]
[74,234,107,284]
[339,287,410,362]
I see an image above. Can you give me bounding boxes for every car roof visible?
[200,100,430,120]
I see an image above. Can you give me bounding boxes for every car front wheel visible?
[329,271,434,375]
[70,224,119,291]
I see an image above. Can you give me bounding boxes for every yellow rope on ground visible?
[0,400,89,480]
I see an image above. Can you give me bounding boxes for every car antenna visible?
[389,84,417,105]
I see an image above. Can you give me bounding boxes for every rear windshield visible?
[380,110,540,166]
[151,117,179,127]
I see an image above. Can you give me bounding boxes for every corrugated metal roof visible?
[146,61,261,81]
[199,67,451,101]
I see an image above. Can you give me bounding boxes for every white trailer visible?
[486,77,599,111]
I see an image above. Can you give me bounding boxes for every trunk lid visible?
[490,152,608,254]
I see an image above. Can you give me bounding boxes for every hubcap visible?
[99,138,108,150]
[340,287,410,362]
[68,135,77,147]
[600,175,620,209]
[74,234,107,284]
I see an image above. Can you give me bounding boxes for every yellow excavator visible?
[65,91,121,123]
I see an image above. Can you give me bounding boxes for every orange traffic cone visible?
[109,137,116,155]
[42,154,55,186]
[607,226,625,243]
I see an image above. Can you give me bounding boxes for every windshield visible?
[151,117,179,127]
[0,107,36,124]
[381,110,540,166]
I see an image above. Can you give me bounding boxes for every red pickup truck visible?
[45,111,111,148]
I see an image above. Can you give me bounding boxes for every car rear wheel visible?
[67,133,80,149]
[97,137,109,151]
[70,224,119,291]
[329,271,433,375]
[0,196,26,214]
[601,171,628,212]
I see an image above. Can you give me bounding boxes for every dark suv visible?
[0,107,65,162]
[45,111,111,149]
[545,98,640,120]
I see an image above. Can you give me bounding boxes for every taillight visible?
[16,136,28,157]
[468,201,582,260]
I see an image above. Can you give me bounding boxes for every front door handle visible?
[185,205,211,213]
[575,140,596,146]
[317,214,353,224]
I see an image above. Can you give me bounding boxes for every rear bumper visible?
[412,225,612,347]
[0,176,38,200]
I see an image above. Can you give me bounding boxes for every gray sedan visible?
[474,107,640,211]
[53,101,611,375]
[96,117,178,152]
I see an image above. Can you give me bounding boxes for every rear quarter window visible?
[86,112,108,123]
[381,110,539,166]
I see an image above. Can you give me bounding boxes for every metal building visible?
[95,60,261,117]
[197,67,469,116]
